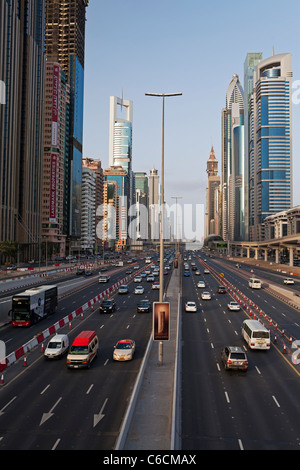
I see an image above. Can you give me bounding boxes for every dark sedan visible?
[99,299,116,313]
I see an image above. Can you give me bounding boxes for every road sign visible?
[153,302,170,341]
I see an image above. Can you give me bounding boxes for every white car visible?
[228,301,241,311]
[185,301,197,312]
[113,339,136,361]
[134,285,144,294]
[201,291,211,300]
[284,278,294,285]
[152,282,160,289]
[134,276,142,283]
[197,281,206,288]
[204,269,210,274]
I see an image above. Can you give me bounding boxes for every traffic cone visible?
[283,344,287,354]
[0,374,4,385]
[23,356,27,367]
[41,343,44,353]
[69,322,72,329]
[274,335,277,344]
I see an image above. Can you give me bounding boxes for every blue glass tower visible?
[249,53,292,240]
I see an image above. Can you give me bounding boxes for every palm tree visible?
[0,241,18,265]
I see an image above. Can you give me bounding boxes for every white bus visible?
[241,319,270,350]
[248,277,262,289]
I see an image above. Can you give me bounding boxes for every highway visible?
[181,254,300,450]
[2,251,300,450]
[0,257,169,450]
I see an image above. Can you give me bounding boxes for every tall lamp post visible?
[145,92,182,364]
[145,92,182,301]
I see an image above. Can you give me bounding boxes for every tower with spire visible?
[205,146,221,237]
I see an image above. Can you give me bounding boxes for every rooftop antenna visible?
[272,46,275,56]
[120,88,123,111]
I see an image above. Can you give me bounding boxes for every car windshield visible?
[102,301,112,306]
[48,341,62,349]
[69,345,88,354]
[116,343,131,349]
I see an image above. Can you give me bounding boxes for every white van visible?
[44,334,69,359]
[66,330,98,369]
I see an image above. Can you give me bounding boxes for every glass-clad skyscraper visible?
[244,53,263,240]
[0,0,46,261]
[221,74,245,241]
[249,53,292,240]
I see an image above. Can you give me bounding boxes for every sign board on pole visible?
[153,302,170,341]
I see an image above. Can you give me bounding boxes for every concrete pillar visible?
[264,249,268,262]
[254,248,258,260]
[289,247,294,267]
[247,247,250,258]
[275,248,279,264]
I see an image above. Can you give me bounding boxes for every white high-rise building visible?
[80,166,96,252]
[109,95,133,206]
[148,167,160,240]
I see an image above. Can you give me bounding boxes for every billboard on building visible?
[52,64,59,147]
[49,154,57,223]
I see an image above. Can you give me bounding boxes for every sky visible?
[83,0,300,229]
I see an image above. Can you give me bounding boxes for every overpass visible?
[229,233,300,267]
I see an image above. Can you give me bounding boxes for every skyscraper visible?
[244,53,263,241]
[82,158,104,254]
[0,0,46,261]
[109,95,133,206]
[103,166,129,251]
[45,0,89,239]
[206,147,221,236]
[134,172,149,240]
[221,74,245,241]
[249,53,292,240]
[148,167,160,240]
[41,61,70,258]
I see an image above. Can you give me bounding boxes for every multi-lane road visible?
[1,252,300,450]
[181,254,300,450]
[0,258,166,450]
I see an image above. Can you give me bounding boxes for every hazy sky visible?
[83,0,300,215]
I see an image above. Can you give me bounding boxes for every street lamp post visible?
[145,92,182,364]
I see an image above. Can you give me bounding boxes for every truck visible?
[10,285,58,326]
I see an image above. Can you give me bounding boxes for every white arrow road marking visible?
[0,396,17,417]
[93,398,108,428]
[40,397,62,426]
